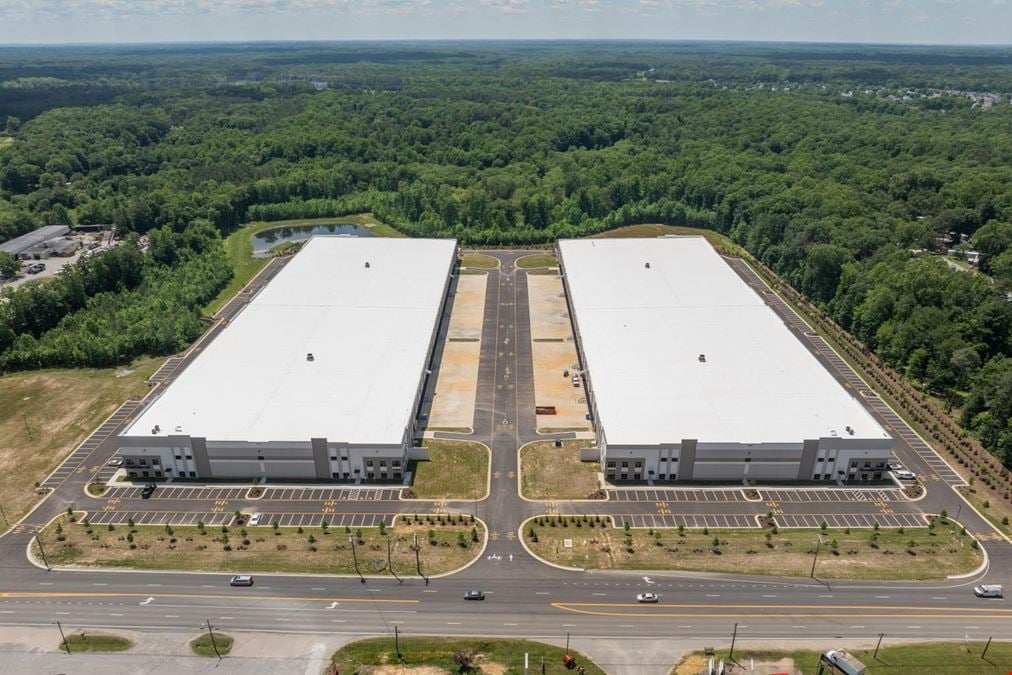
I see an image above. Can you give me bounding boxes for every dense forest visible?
[0,42,1010,464]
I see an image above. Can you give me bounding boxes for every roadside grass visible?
[674,642,1012,675]
[190,632,234,657]
[59,632,132,653]
[459,252,499,268]
[36,514,483,576]
[959,486,1012,537]
[516,253,559,268]
[0,358,160,528]
[594,223,747,257]
[204,214,401,315]
[525,517,981,580]
[520,440,601,500]
[331,636,606,675]
[411,440,489,500]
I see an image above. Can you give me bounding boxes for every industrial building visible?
[0,225,75,259]
[118,236,457,482]
[558,236,893,484]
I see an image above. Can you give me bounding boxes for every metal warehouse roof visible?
[0,225,70,254]
[125,236,457,445]
[558,236,890,447]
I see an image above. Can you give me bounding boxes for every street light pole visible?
[387,535,402,584]
[809,536,823,579]
[413,532,427,585]
[729,622,739,661]
[35,533,50,570]
[349,535,365,583]
[205,619,222,660]
[56,620,70,654]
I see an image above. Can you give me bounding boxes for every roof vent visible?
[306,352,315,362]
[698,354,706,362]
[846,425,854,436]
[644,262,651,269]
[364,261,370,268]
[174,425,182,433]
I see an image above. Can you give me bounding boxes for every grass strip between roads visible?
[526,516,981,580]
[459,252,499,268]
[520,440,601,500]
[37,514,483,577]
[59,632,132,653]
[674,641,1012,674]
[190,632,234,657]
[330,637,606,675]
[0,357,160,527]
[516,253,559,268]
[411,439,489,500]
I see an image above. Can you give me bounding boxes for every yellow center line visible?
[0,592,417,604]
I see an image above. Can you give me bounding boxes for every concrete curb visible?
[515,439,609,504]
[24,512,489,580]
[953,486,1012,545]
[946,519,990,580]
[517,517,585,573]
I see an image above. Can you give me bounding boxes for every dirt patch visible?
[479,662,507,675]
[372,667,448,675]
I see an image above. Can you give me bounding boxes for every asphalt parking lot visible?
[609,488,749,502]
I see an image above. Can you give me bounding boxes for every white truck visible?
[821,649,866,675]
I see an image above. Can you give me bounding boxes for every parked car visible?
[636,593,659,603]
[888,462,903,471]
[974,584,1003,598]
[229,575,254,587]
[106,457,124,467]
[463,590,485,601]
[140,483,157,498]
[893,470,916,481]
[248,513,262,526]
[26,263,45,274]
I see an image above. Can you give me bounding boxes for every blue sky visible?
[0,0,1008,45]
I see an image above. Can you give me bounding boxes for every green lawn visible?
[59,632,132,653]
[190,632,234,657]
[675,642,1012,674]
[204,214,401,315]
[331,637,606,675]
[516,253,559,268]
[411,440,489,500]
[520,440,601,500]
[527,518,982,579]
[459,252,499,268]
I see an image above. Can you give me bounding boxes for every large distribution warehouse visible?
[118,236,458,482]
[558,236,893,484]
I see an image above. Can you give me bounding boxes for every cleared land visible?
[527,274,590,432]
[190,632,234,657]
[37,515,484,576]
[205,214,401,315]
[516,253,559,268]
[674,642,1012,675]
[459,252,499,268]
[525,518,981,579]
[426,274,486,431]
[412,440,490,500]
[59,632,132,653]
[520,440,600,500]
[331,637,606,675]
[0,358,160,527]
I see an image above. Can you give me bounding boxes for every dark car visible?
[140,483,157,499]
[463,590,485,601]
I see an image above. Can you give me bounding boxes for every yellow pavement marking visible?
[0,591,417,604]
[551,602,1012,619]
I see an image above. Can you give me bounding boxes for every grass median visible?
[0,358,159,527]
[459,252,499,268]
[36,514,483,577]
[516,253,559,268]
[190,632,234,657]
[410,439,489,500]
[525,516,981,580]
[520,440,601,500]
[59,632,132,653]
[331,637,606,675]
[674,641,1012,675]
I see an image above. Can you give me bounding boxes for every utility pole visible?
[387,536,402,584]
[349,535,365,583]
[413,532,427,585]
[729,622,739,661]
[395,625,401,659]
[874,633,885,659]
[56,620,70,654]
[982,636,993,661]
[205,619,222,660]
[0,502,8,529]
[810,535,824,578]
[565,631,570,653]
[35,533,50,570]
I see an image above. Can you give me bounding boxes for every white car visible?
[974,584,1003,598]
[888,462,903,471]
[636,593,659,603]
[893,470,916,481]
[106,457,124,467]
[248,513,262,526]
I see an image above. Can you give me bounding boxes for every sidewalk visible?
[0,626,350,675]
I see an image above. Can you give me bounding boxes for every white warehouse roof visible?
[125,236,456,445]
[559,237,890,447]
